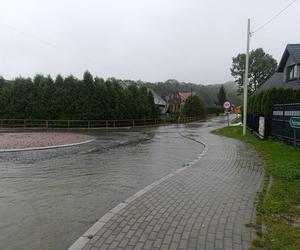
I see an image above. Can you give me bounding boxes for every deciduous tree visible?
[230,48,277,94]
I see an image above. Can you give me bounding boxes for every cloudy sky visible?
[0,0,299,84]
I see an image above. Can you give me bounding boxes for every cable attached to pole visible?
[252,0,298,34]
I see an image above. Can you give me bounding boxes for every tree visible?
[230,48,277,94]
[0,76,5,85]
[0,73,160,120]
[183,95,206,118]
[216,85,226,105]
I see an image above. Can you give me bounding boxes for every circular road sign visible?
[223,101,231,109]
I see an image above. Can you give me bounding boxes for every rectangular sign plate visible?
[290,117,300,129]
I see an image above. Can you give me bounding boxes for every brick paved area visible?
[71,124,264,250]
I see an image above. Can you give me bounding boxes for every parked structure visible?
[259,44,300,91]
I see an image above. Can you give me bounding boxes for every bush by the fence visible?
[248,88,300,116]
[183,95,206,119]
[206,105,223,116]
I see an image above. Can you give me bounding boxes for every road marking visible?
[0,139,95,153]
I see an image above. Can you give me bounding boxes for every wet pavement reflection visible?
[0,118,225,250]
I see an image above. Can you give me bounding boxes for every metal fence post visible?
[283,104,285,130]
[106,120,108,128]
[132,120,135,128]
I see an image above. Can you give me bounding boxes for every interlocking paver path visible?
[74,122,264,250]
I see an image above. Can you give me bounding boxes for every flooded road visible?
[0,117,226,250]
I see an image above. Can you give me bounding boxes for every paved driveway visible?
[71,119,264,250]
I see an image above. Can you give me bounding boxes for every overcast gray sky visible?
[0,0,299,84]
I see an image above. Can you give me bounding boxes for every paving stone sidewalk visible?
[74,124,264,250]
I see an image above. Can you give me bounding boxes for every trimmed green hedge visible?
[206,105,223,115]
[248,88,300,115]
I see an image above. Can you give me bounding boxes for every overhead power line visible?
[0,21,100,68]
[252,0,298,34]
[0,21,58,48]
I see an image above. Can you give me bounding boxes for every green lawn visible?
[212,126,300,250]
[231,116,241,124]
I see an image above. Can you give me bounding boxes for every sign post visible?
[258,116,265,139]
[289,117,300,146]
[223,101,231,126]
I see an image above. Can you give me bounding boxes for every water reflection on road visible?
[0,117,225,250]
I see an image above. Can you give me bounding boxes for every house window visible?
[287,65,296,81]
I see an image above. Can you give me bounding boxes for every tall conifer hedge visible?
[248,88,300,116]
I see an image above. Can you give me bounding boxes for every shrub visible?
[206,105,223,116]
[183,95,206,118]
[248,88,300,116]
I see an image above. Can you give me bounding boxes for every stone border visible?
[68,134,207,250]
[0,139,95,153]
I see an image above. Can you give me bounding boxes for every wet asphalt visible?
[0,117,226,250]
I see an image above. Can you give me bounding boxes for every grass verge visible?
[212,126,300,249]
[231,116,241,124]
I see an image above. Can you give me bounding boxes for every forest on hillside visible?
[0,72,159,120]
[140,79,240,106]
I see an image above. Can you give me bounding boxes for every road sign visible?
[234,105,241,114]
[223,101,231,109]
[290,117,300,129]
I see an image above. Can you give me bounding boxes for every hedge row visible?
[248,88,300,116]
[0,72,159,120]
[206,105,223,115]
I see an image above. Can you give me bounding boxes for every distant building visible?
[258,44,300,91]
[165,92,195,114]
[179,92,195,105]
[148,89,168,114]
[165,93,181,114]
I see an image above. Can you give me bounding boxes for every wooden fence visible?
[0,116,203,129]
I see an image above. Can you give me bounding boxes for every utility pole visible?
[243,18,250,136]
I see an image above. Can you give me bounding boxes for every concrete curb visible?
[0,139,95,153]
[68,134,208,250]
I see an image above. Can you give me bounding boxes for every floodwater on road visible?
[0,117,226,250]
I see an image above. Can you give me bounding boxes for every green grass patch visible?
[212,126,300,249]
[231,116,241,124]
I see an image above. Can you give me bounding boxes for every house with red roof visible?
[179,92,195,105]
[165,92,195,114]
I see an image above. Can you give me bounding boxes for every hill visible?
[140,80,241,106]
